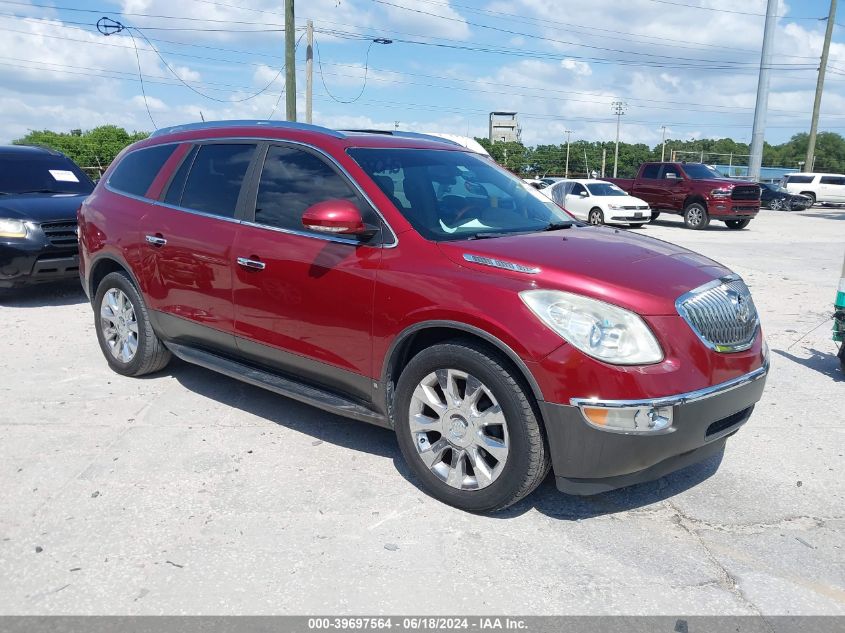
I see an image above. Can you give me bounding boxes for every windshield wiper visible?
[543,221,574,231]
[464,231,517,240]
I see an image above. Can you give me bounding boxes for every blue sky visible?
[1,0,844,152]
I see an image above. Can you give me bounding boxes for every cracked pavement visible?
[0,207,843,614]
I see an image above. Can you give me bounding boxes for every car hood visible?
[0,193,88,223]
[438,226,732,316]
[606,195,648,206]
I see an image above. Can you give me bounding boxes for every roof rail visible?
[339,129,464,148]
[149,119,346,139]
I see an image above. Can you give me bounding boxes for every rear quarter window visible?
[819,176,845,185]
[108,144,177,198]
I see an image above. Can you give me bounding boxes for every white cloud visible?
[561,58,592,76]
[131,94,168,111]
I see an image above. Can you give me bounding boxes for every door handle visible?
[145,234,167,247]
[236,257,266,271]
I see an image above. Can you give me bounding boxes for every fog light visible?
[581,405,673,433]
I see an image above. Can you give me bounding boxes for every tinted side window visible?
[164,145,198,205]
[109,144,176,197]
[820,176,845,185]
[641,164,660,179]
[180,144,256,218]
[786,175,813,184]
[661,165,681,179]
[254,145,369,232]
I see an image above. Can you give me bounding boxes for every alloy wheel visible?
[687,206,703,226]
[588,209,603,225]
[100,288,139,363]
[408,369,509,491]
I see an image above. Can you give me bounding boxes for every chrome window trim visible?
[569,356,769,410]
[675,274,760,353]
[239,219,365,246]
[103,136,399,249]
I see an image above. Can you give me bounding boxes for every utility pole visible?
[284,0,296,121]
[564,129,573,178]
[749,0,778,181]
[305,19,313,123]
[660,125,667,162]
[612,101,626,177]
[806,0,838,173]
[601,147,607,177]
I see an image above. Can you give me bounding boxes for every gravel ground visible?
[0,207,842,615]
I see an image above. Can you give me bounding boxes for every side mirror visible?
[579,190,588,197]
[302,199,374,238]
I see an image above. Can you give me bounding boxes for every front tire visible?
[648,211,660,223]
[725,219,751,230]
[94,271,171,377]
[683,202,710,230]
[768,197,784,210]
[588,208,604,225]
[394,340,550,513]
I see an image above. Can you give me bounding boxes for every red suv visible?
[79,121,769,512]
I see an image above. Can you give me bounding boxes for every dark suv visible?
[79,121,768,512]
[0,145,94,289]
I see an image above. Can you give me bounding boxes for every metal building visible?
[488,112,521,143]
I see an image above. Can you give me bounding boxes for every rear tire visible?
[94,271,171,377]
[683,202,710,230]
[394,339,550,513]
[725,219,751,230]
[588,208,604,225]
[800,191,816,205]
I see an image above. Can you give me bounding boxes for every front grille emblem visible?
[676,275,759,352]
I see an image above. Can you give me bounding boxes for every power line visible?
[367,0,817,69]
[402,0,830,60]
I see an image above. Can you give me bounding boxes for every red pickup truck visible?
[608,162,761,230]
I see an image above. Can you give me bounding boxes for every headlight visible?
[710,188,732,198]
[607,204,622,210]
[0,218,27,238]
[520,289,663,365]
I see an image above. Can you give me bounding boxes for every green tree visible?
[13,125,148,177]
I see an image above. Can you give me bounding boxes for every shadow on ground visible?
[163,359,723,521]
[0,280,87,308]
[773,347,844,382]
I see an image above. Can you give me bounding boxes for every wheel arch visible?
[88,253,142,300]
[683,194,707,210]
[381,321,545,423]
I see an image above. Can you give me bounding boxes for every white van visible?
[782,172,845,204]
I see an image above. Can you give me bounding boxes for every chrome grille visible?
[676,275,759,352]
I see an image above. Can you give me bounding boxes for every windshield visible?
[681,163,723,180]
[768,183,788,193]
[347,148,572,240]
[0,153,94,195]
[586,182,627,196]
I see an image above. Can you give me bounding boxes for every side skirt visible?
[167,342,390,428]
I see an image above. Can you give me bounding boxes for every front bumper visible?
[607,210,650,224]
[0,241,79,288]
[540,361,768,495]
[709,201,760,218]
